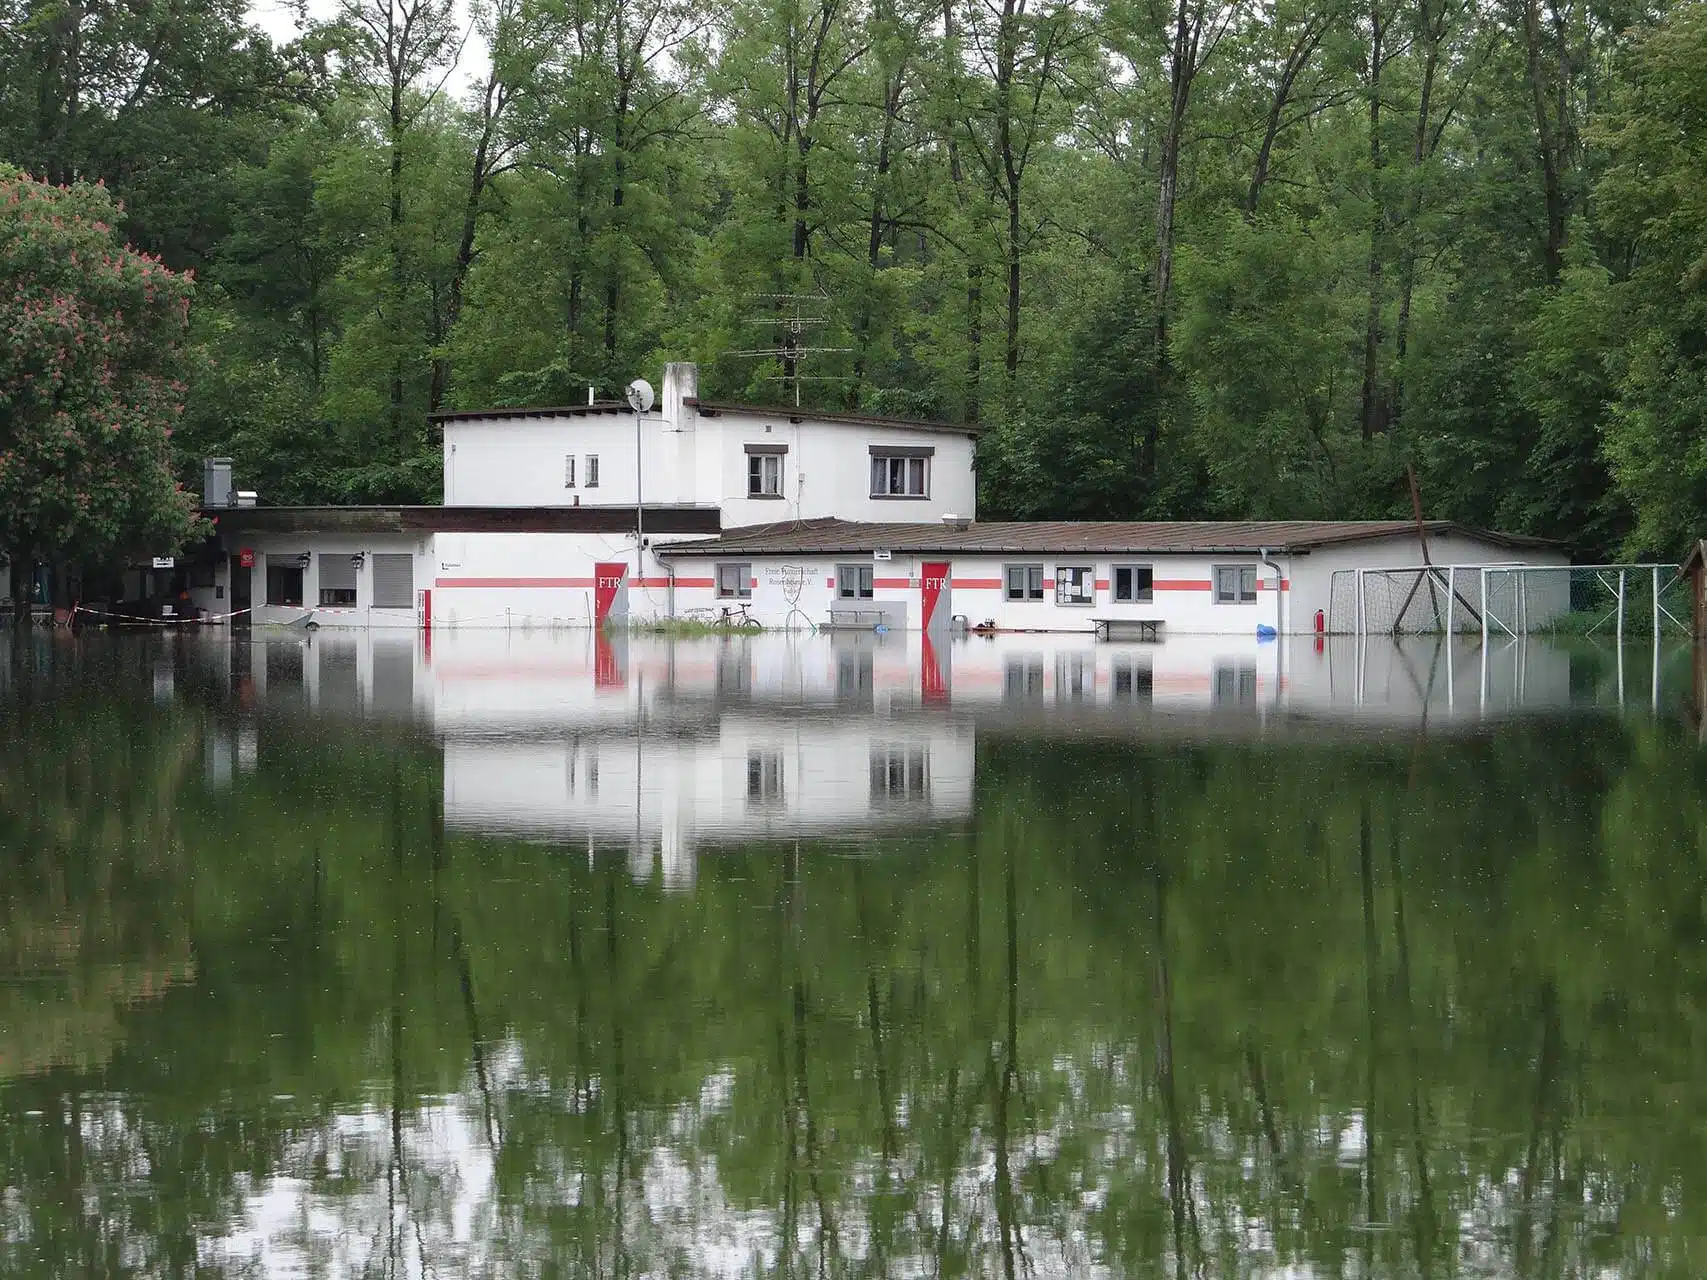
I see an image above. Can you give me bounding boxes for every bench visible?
[825,607,889,631]
[1092,617,1163,642]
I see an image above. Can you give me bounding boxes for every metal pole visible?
[1479,569,1488,648]
[1616,569,1626,646]
[1447,566,1456,633]
[1446,614,1456,712]
[1653,565,1662,645]
[1356,568,1366,638]
[635,406,645,605]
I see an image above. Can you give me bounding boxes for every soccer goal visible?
[1328,564,1689,638]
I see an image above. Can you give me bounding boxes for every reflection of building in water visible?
[442,716,975,885]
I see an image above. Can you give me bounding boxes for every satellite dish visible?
[625,378,655,413]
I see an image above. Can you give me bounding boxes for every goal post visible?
[1330,563,1690,637]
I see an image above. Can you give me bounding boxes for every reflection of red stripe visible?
[435,577,594,588]
[874,576,911,588]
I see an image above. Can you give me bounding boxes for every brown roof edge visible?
[430,402,632,422]
[684,399,983,436]
[210,505,721,535]
[653,518,1568,557]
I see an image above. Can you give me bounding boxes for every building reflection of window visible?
[1055,652,1091,703]
[836,650,874,707]
[265,642,304,702]
[1004,656,1045,702]
[716,650,752,699]
[1112,656,1153,703]
[370,641,414,717]
[870,747,929,802]
[318,645,359,713]
[747,751,784,806]
[1214,661,1258,705]
[587,751,599,796]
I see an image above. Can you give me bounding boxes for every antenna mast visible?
[727,291,851,408]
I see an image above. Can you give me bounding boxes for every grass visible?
[624,618,762,637]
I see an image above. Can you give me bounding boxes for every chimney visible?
[941,513,971,531]
[661,361,699,432]
[202,458,233,508]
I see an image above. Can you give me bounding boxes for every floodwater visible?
[3,628,1705,1277]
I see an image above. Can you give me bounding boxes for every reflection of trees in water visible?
[8,706,1707,1274]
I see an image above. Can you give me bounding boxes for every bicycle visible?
[715,602,764,631]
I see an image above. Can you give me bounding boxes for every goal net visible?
[1328,564,1689,636]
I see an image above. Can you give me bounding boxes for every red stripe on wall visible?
[1257,579,1291,590]
[434,577,595,589]
[874,576,912,588]
[673,577,715,588]
[1094,579,1109,591]
[951,577,1004,590]
[1155,579,1212,590]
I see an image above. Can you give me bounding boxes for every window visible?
[870,747,928,802]
[371,554,415,609]
[716,562,752,599]
[1214,661,1258,705]
[1004,656,1045,702]
[1005,564,1044,601]
[265,554,304,607]
[585,455,599,488]
[1056,653,1091,702]
[1214,564,1258,604]
[748,452,782,497]
[1112,656,1153,703]
[1055,566,1095,606]
[837,564,874,599]
[870,451,930,498]
[1113,564,1154,603]
[318,554,358,607]
[564,454,576,488]
[747,751,784,805]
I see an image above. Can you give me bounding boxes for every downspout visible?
[1261,545,1285,710]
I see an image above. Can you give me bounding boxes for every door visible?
[920,561,951,633]
[227,554,252,626]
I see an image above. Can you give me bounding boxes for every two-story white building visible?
[192,360,1567,635]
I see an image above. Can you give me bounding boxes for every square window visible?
[585,455,600,488]
[1113,564,1154,602]
[1005,564,1045,601]
[870,453,930,498]
[748,453,782,497]
[1055,566,1095,606]
[836,564,874,599]
[716,563,752,599]
[1214,564,1259,604]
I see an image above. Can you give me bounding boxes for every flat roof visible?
[654,518,1562,556]
[207,505,721,536]
[429,399,980,435]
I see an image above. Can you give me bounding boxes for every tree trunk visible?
[387,72,407,446]
[1245,20,1326,218]
[1392,1,1441,428]
[996,0,1021,401]
[1518,0,1568,283]
[1358,0,1388,443]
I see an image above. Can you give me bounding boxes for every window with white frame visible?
[870,746,928,801]
[870,452,930,498]
[836,564,874,599]
[1005,564,1044,601]
[747,751,784,804]
[564,454,576,488]
[585,455,600,487]
[748,453,782,497]
[1113,564,1154,603]
[1055,565,1095,605]
[716,563,752,599]
[1214,564,1258,604]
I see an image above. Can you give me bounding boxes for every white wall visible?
[666,552,1292,635]
[232,533,431,629]
[440,403,976,523]
[1289,533,1571,634]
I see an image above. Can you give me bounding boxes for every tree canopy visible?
[3,0,1703,555]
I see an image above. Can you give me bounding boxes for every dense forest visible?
[1,0,1702,555]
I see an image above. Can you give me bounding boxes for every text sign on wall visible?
[238,549,255,568]
[593,562,628,623]
[920,561,951,632]
[152,556,175,569]
[763,566,807,592]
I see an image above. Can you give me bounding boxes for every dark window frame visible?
[716,562,752,599]
[836,563,874,599]
[1213,564,1259,604]
[1112,563,1155,603]
[1005,563,1045,602]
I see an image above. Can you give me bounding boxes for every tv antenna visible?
[727,291,851,407]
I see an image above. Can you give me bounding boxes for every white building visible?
[191,361,1567,634]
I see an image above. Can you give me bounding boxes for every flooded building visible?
[190,362,1567,634]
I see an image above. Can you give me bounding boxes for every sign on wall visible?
[152,556,175,569]
[594,562,629,624]
[238,549,255,568]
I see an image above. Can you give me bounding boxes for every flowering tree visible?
[0,169,203,611]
